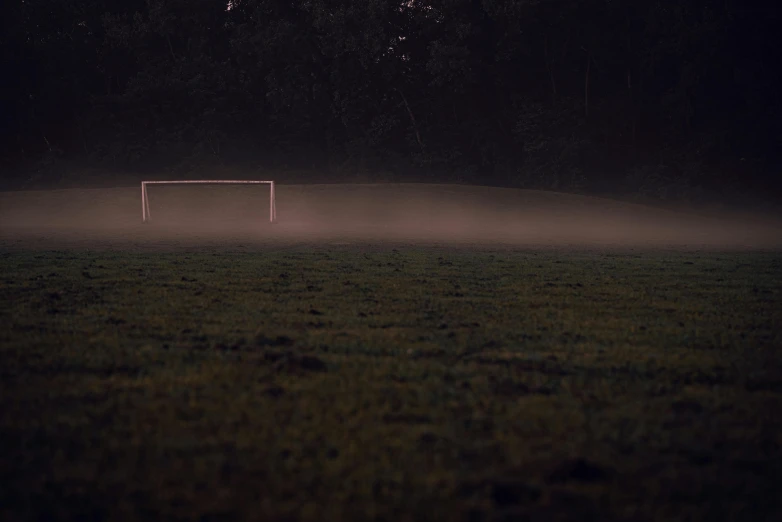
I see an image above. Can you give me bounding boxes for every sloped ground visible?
[1,183,780,249]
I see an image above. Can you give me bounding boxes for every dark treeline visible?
[1,0,780,202]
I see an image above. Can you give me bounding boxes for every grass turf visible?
[1,246,781,521]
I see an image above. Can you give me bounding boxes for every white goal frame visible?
[141,180,277,224]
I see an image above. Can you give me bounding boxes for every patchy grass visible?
[1,246,781,522]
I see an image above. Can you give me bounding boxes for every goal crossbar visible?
[141,180,276,224]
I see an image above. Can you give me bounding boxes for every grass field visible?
[1,184,781,521]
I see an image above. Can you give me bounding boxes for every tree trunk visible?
[584,52,591,119]
[628,69,636,148]
[80,122,89,155]
[166,34,176,60]
[42,133,52,152]
[626,10,635,151]
[545,35,557,105]
[395,88,425,154]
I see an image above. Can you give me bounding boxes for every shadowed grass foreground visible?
[1,246,781,522]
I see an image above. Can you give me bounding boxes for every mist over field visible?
[1,184,781,250]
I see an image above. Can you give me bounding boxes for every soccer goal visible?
[141,180,277,224]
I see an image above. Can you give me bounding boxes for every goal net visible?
[141,180,277,224]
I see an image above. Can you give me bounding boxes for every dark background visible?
[1,0,780,206]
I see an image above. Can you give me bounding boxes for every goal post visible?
[141,180,277,224]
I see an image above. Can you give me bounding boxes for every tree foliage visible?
[2,0,780,201]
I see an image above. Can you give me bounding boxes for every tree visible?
[1,0,779,201]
